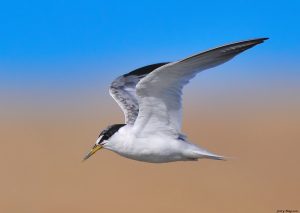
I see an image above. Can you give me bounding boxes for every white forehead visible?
[95,135,103,144]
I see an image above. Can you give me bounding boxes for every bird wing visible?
[109,63,169,124]
[133,38,268,135]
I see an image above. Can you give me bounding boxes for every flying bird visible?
[83,38,268,163]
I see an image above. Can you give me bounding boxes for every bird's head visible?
[83,124,126,161]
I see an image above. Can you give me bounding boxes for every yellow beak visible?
[82,144,102,161]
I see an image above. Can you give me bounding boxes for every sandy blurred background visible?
[1,60,299,213]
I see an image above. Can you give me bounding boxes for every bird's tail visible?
[193,149,226,161]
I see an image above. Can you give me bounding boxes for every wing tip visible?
[253,37,269,40]
[224,37,269,47]
[245,37,269,44]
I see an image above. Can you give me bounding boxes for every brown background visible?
[1,76,299,213]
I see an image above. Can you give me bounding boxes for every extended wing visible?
[133,38,268,135]
[109,63,168,124]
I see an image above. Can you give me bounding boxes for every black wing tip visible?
[225,37,269,52]
[254,37,269,40]
[228,37,269,47]
[246,37,269,44]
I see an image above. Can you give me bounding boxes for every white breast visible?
[103,126,196,163]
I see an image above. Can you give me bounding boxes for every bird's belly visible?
[117,151,186,163]
[112,140,190,163]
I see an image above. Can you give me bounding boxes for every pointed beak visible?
[82,144,102,161]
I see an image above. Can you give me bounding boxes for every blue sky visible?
[0,0,299,91]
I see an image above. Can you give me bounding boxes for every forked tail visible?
[193,149,226,161]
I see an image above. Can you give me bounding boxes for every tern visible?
[83,38,268,163]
